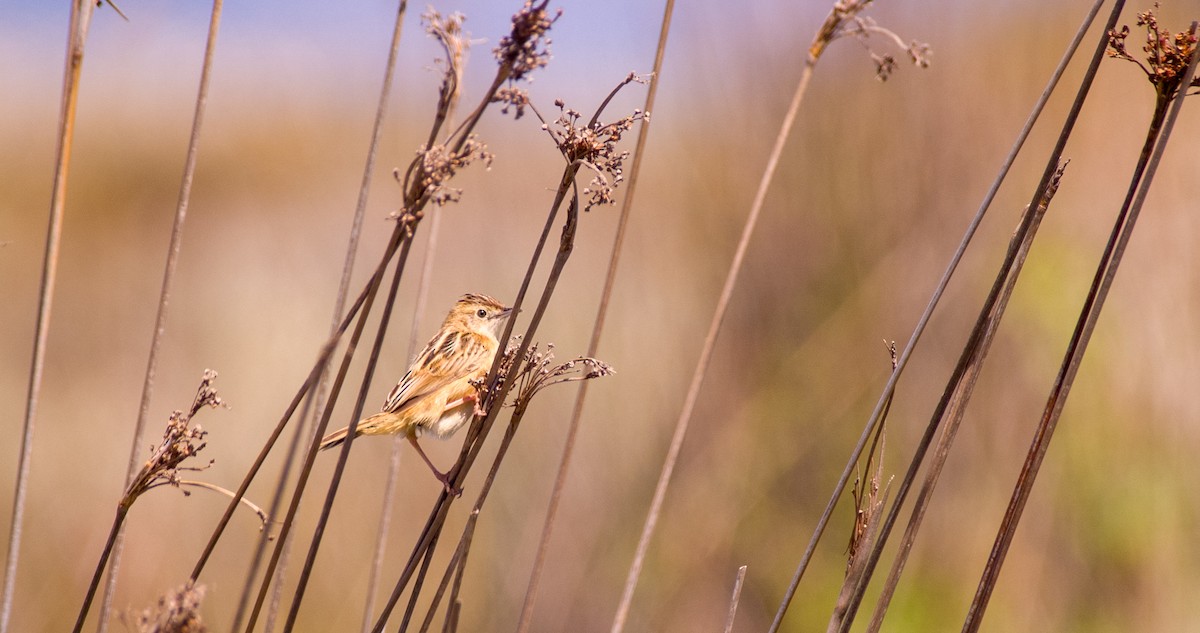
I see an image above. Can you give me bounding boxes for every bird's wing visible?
[380,330,494,414]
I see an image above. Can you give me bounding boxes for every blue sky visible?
[3,1,844,115]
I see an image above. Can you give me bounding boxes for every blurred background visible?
[3,0,1200,631]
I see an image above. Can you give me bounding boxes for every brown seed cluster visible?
[412,137,495,209]
[840,15,932,82]
[494,0,561,82]
[125,581,207,633]
[122,370,225,508]
[1108,4,1200,97]
[544,83,649,210]
[493,86,531,119]
[500,339,614,412]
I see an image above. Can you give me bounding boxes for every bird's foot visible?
[435,470,463,497]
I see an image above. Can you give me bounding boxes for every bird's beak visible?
[497,306,515,318]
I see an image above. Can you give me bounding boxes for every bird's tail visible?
[318,425,352,451]
[319,412,405,451]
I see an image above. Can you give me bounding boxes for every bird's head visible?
[449,293,513,340]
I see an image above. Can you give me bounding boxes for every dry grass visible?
[3,1,1200,632]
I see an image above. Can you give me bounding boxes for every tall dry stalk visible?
[605,1,929,631]
[409,345,613,632]
[859,164,1070,633]
[770,1,1109,629]
[74,372,228,633]
[360,10,461,630]
[722,566,749,633]
[963,14,1199,632]
[97,2,225,630]
[516,1,674,629]
[367,70,644,632]
[2,2,96,631]
[234,4,413,631]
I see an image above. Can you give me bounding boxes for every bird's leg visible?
[407,435,461,496]
[445,391,490,418]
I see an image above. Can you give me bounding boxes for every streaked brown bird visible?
[319,293,512,490]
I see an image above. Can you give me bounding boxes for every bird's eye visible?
[476,309,488,318]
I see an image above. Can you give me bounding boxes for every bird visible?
[319,293,512,491]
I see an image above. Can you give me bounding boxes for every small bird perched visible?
[319,293,513,491]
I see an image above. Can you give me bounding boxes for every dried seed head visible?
[393,136,495,217]
[501,340,614,410]
[494,0,561,82]
[492,86,531,119]
[817,5,931,81]
[123,371,227,508]
[125,581,207,633]
[544,84,649,210]
[424,9,471,111]
[1108,4,1200,98]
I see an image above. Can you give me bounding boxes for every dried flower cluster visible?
[493,86,531,119]
[1108,4,1200,98]
[501,340,614,412]
[494,0,561,82]
[125,581,207,633]
[543,83,649,210]
[406,137,495,211]
[426,9,468,68]
[388,9,488,227]
[425,9,469,109]
[806,0,931,82]
[122,370,226,508]
[840,16,931,81]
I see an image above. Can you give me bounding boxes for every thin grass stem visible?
[243,232,411,632]
[610,3,819,628]
[769,1,1111,628]
[2,2,95,631]
[418,391,535,631]
[370,486,458,633]
[283,229,413,628]
[362,208,440,633]
[962,21,1198,632]
[861,163,1067,633]
[229,392,315,632]
[175,480,270,525]
[417,517,473,633]
[832,1,1121,626]
[400,537,441,633]
[515,2,675,628]
[722,566,748,633]
[97,3,224,631]
[70,507,127,633]
[190,253,381,582]
[442,523,471,633]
